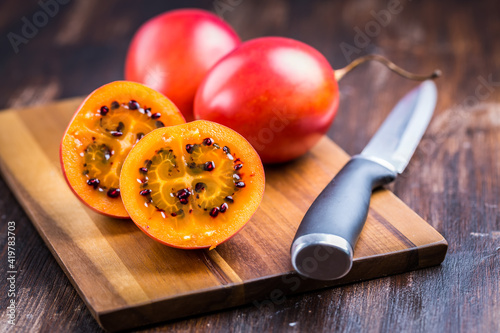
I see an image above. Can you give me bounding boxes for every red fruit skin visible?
[194,37,339,164]
[125,9,241,121]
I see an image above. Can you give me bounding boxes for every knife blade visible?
[290,80,438,281]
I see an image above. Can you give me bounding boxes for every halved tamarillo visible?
[119,120,265,249]
[60,81,185,218]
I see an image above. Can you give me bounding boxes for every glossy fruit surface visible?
[60,81,185,218]
[125,9,241,121]
[194,36,339,163]
[120,120,265,249]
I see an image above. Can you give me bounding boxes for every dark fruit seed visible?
[107,188,120,198]
[136,133,144,142]
[186,144,194,153]
[117,122,125,132]
[145,108,151,116]
[139,167,148,174]
[100,106,109,116]
[128,100,139,110]
[171,209,184,217]
[177,189,190,204]
[195,182,206,192]
[177,188,190,199]
[111,101,120,109]
[104,146,111,160]
[203,138,213,146]
[110,131,123,137]
[225,196,234,203]
[234,163,243,170]
[223,146,230,154]
[235,181,246,188]
[204,161,215,171]
[139,189,151,196]
[220,203,228,213]
[156,121,165,128]
[87,178,100,189]
[151,113,161,119]
[210,207,220,217]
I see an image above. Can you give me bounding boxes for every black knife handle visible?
[290,155,397,280]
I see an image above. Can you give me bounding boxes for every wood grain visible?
[0,0,499,332]
[0,99,446,331]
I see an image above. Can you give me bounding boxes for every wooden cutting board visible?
[0,99,447,332]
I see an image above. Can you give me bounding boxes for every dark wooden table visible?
[1,0,499,332]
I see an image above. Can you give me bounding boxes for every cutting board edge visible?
[93,238,448,332]
[0,153,102,321]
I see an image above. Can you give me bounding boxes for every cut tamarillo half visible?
[60,81,185,218]
[120,120,265,249]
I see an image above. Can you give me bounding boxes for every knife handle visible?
[290,155,397,280]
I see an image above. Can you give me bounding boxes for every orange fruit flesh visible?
[60,81,185,218]
[120,120,265,248]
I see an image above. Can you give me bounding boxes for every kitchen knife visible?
[290,80,438,281]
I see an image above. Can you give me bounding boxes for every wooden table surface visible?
[0,0,498,332]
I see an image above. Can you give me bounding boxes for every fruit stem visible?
[334,54,441,81]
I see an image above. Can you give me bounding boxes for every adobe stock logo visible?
[213,0,244,19]
[7,0,71,54]
[340,0,407,62]
[246,108,290,151]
